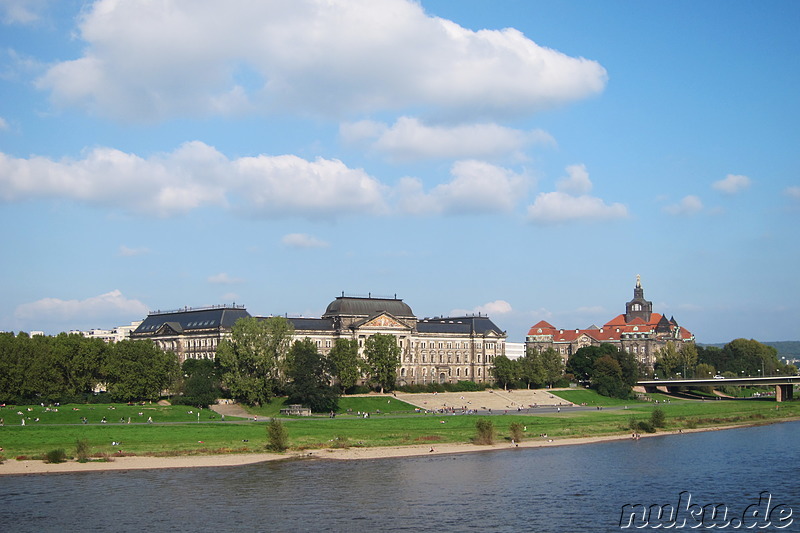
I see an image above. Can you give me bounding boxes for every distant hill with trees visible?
[699,341,800,360]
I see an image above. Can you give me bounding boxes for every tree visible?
[474,418,495,445]
[328,338,361,392]
[217,316,294,405]
[677,343,698,378]
[654,341,681,378]
[492,354,517,389]
[567,344,616,382]
[540,347,564,387]
[722,339,781,376]
[105,340,179,402]
[266,418,289,452]
[614,348,640,388]
[591,355,629,399]
[286,338,338,412]
[363,333,400,393]
[695,363,716,380]
[175,358,221,407]
[518,349,546,388]
[51,333,108,397]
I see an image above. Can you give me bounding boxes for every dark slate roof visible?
[323,296,414,318]
[133,306,250,335]
[416,316,505,336]
[288,317,336,331]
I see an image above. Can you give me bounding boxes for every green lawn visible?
[0,402,239,425]
[244,396,419,418]
[2,397,799,460]
[551,388,646,406]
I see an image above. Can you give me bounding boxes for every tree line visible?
[0,331,179,404]
[0,317,403,411]
[654,338,796,379]
[216,317,400,411]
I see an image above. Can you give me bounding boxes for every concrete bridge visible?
[637,375,800,402]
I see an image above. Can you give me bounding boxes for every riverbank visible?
[2,419,792,476]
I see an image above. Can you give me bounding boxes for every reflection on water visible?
[2,422,799,532]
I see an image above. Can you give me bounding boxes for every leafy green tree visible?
[722,338,780,376]
[677,343,698,378]
[614,348,640,387]
[105,340,179,402]
[697,345,728,372]
[51,333,108,397]
[518,349,546,388]
[567,344,616,382]
[363,333,400,393]
[695,362,716,380]
[540,347,564,387]
[328,338,361,392]
[286,338,339,412]
[176,358,221,407]
[0,332,27,402]
[654,341,681,378]
[650,407,666,428]
[491,354,517,389]
[217,316,294,405]
[591,355,631,399]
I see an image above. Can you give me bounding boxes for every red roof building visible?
[525,276,694,368]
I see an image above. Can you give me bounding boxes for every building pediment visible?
[353,312,411,331]
[156,322,183,335]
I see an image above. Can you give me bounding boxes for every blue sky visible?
[1,0,798,343]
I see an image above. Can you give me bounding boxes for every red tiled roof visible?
[527,320,557,335]
[604,314,627,326]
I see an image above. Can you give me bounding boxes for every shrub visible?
[509,422,524,443]
[331,436,350,449]
[75,438,91,463]
[266,418,289,452]
[650,407,667,428]
[45,449,67,464]
[629,417,656,434]
[635,421,656,434]
[474,418,496,445]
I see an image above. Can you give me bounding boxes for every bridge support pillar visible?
[776,384,793,402]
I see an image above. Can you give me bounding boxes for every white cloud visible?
[342,117,554,161]
[784,186,800,200]
[397,160,528,215]
[713,174,751,195]
[476,300,513,315]
[1,0,49,25]
[526,164,627,224]
[14,290,149,330]
[556,164,592,195]
[207,273,243,284]
[528,192,628,223]
[36,0,607,121]
[281,233,330,249]
[0,141,386,218]
[0,116,8,130]
[663,195,703,216]
[118,245,150,257]
[451,300,513,317]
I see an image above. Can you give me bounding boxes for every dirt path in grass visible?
[210,401,252,419]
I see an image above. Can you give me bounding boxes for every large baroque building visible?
[526,277,695,368]
[131,295,506,385]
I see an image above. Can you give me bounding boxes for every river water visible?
[2,422,799,532]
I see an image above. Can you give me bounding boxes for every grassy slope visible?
[1,396,799,459]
